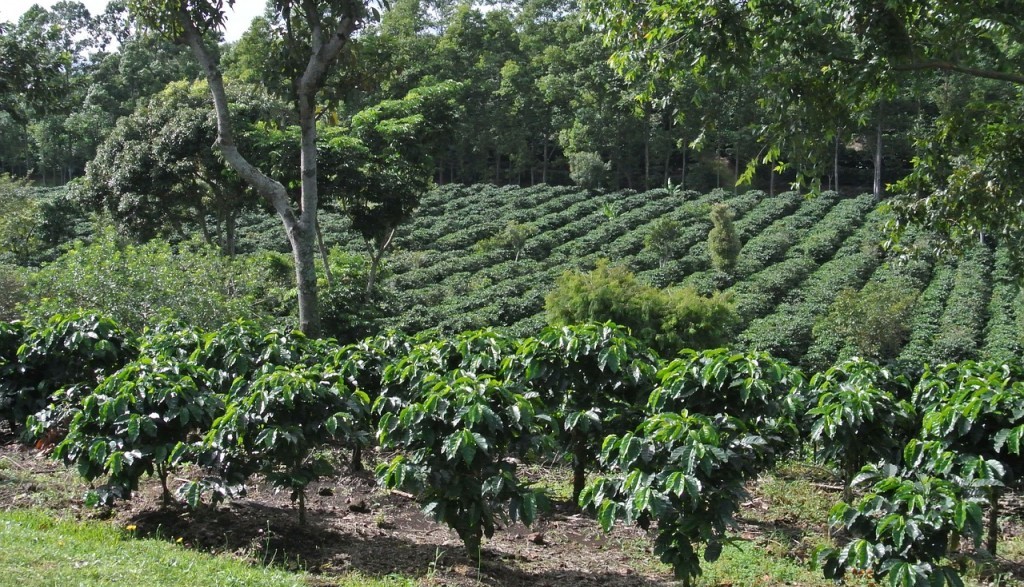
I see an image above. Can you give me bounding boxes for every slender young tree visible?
[128,0,380,336]
[708,203,740,274]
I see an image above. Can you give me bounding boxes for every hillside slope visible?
[239,184,1023,367]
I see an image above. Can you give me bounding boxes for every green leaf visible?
[521,492,537,526]
[106,451,124,477]
[126,416,140,442]
[704,540,723,562]
[597,500,618,532]
[184,481,202,509]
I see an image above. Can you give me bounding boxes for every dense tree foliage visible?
[585,0,1024,265]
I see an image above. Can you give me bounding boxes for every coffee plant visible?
[199,364,370,523]
[582,411,785,586]
[53,356,222,506]
[5,313,136,438]
[376,369,550,554]
[807,358,916,501]
[815,440,990,587]
[512,323,658,503]
[914,360,1024,553]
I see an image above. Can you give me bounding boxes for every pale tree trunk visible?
[367,226,396,295]
[542,135,549,184]
[175,5,357,337]
[316,217,333,290]
[833,130,841,193]
[874,101,884,201]
[680,142,687,189]
[643,111,651,191]
[663,149,671,186]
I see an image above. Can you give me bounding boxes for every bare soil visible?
[3,434,1023,586]
[0,439,675,586]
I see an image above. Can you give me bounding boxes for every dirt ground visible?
[3,434,1023,586]
[0,438,679,586]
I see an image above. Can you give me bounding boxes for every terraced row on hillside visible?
[236,184,1024,367]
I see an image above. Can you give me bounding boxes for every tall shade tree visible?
[585,0,1024,263]
[85,80,286,253]
[128,0,382,336]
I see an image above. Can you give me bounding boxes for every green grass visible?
[696,539,875,587]
[0,509,417,587]
[0,509,308,586]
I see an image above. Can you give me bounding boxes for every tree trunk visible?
[198,210,211,246]
[174,4,357,338]
[833,130,841,193]
[288,220,320,336]
[571,432,588,506]
[643,113,651,190]
[159,465,170,507]
[663,148,672,186]
[367,226,396,295]
[542,135,549,184]
[680,142,687,189]
[316,217,333,290]
[874,101,884,200]
[350,444,363,473]
[225,208,236,258]
[987,487,1001,555]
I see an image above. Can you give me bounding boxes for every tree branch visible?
[175,6,297,226]
[292,9,359,227]
[891,60,1024,86]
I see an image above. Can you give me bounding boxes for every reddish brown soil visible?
[0,439,675,586]
[4,434,1023,586]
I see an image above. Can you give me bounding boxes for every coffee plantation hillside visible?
[232,184,1023,369]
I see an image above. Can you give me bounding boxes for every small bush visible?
[21,229,290,331]
[545,259,738,356]
[814,275,920,362]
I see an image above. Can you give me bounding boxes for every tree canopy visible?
[584,0,1024,264]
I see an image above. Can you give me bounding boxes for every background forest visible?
[0,0,977,354]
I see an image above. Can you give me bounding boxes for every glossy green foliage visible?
[651,348,803,436]
[331,330,414,470]
[513,323,658,501]
[188,320,335,393]
[53,356,222,506]
[807,358,916,500]
[4,313,136,437]
[376,368,549,554]
[582,412,781,585]
[916,361,1024,483]
[381,328,517,400]
[200,364,370,523]
[814,440,990,587]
